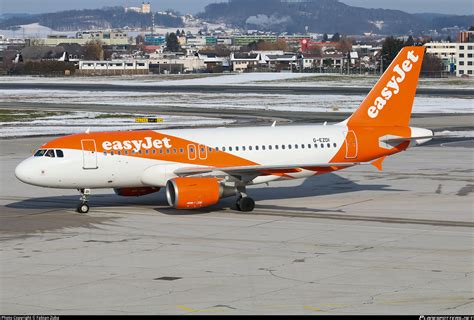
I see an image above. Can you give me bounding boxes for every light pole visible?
[380,53,388,75]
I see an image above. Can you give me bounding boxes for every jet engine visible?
[114,187,160,197]
[166,177,236,209]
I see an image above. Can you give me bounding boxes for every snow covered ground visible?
[1,89,472,114]
[0,23,76,39]
[0,110,233,138]
[1,73,472,89]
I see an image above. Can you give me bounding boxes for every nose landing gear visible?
[77,188,91,213]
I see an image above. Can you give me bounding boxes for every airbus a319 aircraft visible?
[15,46,433,213]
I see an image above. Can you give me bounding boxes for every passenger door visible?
[344,130,358,159]
[81,139,98,169]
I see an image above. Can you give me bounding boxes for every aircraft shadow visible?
[6,173,404,214]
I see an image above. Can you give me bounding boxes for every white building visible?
[230,52,261,72]
[78,60,149,74]
[125,2,150,13]
[424,42,474,77]
[457,43,474,77]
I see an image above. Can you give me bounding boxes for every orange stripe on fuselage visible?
[42,130,258,168]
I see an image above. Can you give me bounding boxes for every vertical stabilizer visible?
[347,46,425,127]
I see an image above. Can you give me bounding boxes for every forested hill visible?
[198,0,473,34]
[0,7,183,31]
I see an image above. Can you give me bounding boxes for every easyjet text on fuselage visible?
[102,137,172,152]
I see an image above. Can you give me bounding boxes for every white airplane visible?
[15,46,433,213]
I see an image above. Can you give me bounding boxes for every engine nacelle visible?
[114,187,160,197]
[166,177,236,209]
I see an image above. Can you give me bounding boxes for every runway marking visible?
[176,305,225,313]
[334,198,373,208]
[245,209,474,228]
[304,305,325,312]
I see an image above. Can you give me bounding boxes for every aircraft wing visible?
[174,162,360,177]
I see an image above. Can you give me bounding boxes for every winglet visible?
[271,121,276,127]
[85,127,90,134]
[371,156,386,171]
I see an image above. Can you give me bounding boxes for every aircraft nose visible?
[15,159,38,184]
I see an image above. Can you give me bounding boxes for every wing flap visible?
[174,162,359,177]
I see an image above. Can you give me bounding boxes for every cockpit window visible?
[34,149,46,157]
[56,150,64,157]
[45,149,55,158]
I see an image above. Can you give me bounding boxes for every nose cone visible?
[15,159,38,185]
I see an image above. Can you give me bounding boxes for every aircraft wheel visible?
[77,203,89,214]
[237,197,255,212]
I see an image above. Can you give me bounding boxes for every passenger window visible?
[333,143,337,148]
[282,145,285,150]
[308,144,311,148]
[288,145,292,149]
[249,146,252,151]
[275,145,279,150]
[215,147,219,152]
[222,147,226,151]
[255,146,259,151]
[111,151,114,156]
[125,151,128,155]
[301,144,305,149]
[166,149,170,154]
[152,150,156,154]
[269,145,272,150]
[180,148,184,153]
[262,145,265,150]
[173,148,177,153]
[56,150,64,157]
[229,147,233,151]
[242,146,246,151]
[327,143,331,148]
[118,151,122,155]
[159,149,163,154]
[139,150,142,154]
[294,144,298,149]
[209,147,213,152]
[103,151,107,156]
[236,146,239,151]
[45,149,55,157]
[320,144,324,148]
[145,150,148,154]
[314,144,318,148]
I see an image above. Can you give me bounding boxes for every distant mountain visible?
[198,0,473,34]
[0,13,32,22]
[0,7,183,31]
[413,13,474,30]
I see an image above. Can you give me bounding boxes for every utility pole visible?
[151,12,155,36]
[380,54,383,75]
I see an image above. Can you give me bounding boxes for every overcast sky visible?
[1,0,472,15]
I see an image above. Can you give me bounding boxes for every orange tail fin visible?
[347,46,425,127]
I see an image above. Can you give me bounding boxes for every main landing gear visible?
[235,188,255,212]
[77,188,91,213]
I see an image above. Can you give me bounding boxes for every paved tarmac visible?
[0,132,472,314]
[1,82,473,96]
